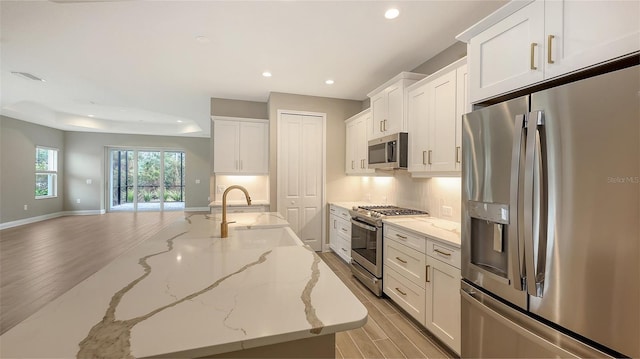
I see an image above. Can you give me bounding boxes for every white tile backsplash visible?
[357,171,461,223]
[212,175,270,203]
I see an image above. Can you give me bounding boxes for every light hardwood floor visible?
[0,211,184,334]
[318,252,455,359]
[1,213,455,358]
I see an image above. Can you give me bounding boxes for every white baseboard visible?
[184,207,210,212]
[62,210,106,216]
[0,210,107,230]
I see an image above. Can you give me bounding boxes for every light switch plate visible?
[442,205,453,217]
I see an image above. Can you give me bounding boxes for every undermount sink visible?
[223,226,303,250]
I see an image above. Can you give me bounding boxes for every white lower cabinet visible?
[425,255,461,354]
[329,204,351,263]
[384,265,425,322]
[383,223,461,355]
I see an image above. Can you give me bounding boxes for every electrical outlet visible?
[442,205,453,217]
[217,185,225,194]
[195,179,201,184]
[86,179,92,185]
[76,198,81,204]
[23,204,28,211]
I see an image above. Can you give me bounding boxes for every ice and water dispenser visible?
[467,201,510,280]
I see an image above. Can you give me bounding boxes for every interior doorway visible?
[108,148,185,212]
[277,110,326,251]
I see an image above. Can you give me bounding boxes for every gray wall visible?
[210,98,268,119]
[64,132,210,212]
[267,92,363,212]
[411,42,467,75]
[0,115,211,225]
[1,116,65,223]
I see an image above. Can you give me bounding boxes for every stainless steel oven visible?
[350,217,383,296]
[349,205,429,297]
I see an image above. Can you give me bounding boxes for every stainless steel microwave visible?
[368,132,408,169]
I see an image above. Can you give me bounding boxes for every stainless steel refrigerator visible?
[461,63,639,358]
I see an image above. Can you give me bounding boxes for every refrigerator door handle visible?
[509,114,527,291]
[524,110,548,297]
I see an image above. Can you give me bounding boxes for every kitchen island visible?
[0,213,367,358]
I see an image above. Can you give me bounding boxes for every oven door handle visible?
[350,218,378,232]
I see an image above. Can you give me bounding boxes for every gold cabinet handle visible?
[422,150,427,165]
[395,256,407,264]
[333,219,337,229]
[426,265,431,283]
[361,159,364,169]
[383,119,387,131]
[428,150,433,165]
[395,234,407,239]
[341,248,348,252]
[434,248,451,257]
[379,121,383,132]
[456,146,461,164]
[530,43,538,70]
[351,160,355,170]
[395,287,407,296]
[547,35,555,64]
[341,228,348,233]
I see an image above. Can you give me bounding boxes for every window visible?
[35,146,58,198]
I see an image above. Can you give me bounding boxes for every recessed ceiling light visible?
[88,114,95,118]
[177,120,183,123]
[262,71,272,78]
[325,79,335,85]
[195,36,210,43]
[385,8,400,19]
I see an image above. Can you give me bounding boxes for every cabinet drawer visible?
[426,239,461,269]
[336,218,351,238]
[384,238,426,288]
[329,205,352,222]
[335,234,351,263]
[384,266,425,323]
[384,225,425,253]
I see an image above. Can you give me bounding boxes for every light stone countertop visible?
[383,216,461,248]
[0,213,367,358]
[209,200,270,207]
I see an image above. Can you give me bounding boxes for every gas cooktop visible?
[350,205,429,223]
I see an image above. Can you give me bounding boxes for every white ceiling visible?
[1,0,506,137]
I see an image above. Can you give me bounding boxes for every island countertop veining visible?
[0,213,367,358]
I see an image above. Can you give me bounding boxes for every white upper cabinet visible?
[458,0,640,103]
[407,58,468,176]
[368,72,426,140]
[544,0,640,79]
[345,109,374,175]
[455,65,469,172]
[212,117,268,174]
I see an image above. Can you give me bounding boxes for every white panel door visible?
[425,257,461,354]
[278,112,324,251]
[370,93,387,139]
[385,83,404,134]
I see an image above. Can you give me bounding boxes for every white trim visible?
[62,210,106,216]
[0,210,106,230]
[455,0,534,43]
[211,115,267,123]
[276,109,327,252]
[184,207,210,212]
